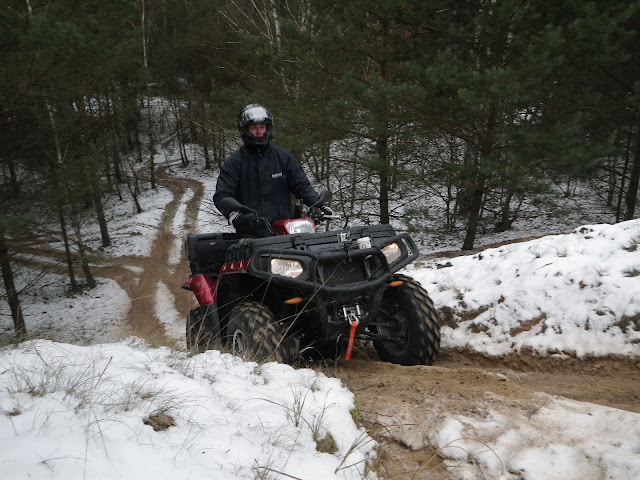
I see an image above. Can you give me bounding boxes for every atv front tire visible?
[373,274,440,365]
[226,301,287,363]
[186,304,221,352]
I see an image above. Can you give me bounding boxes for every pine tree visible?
[411,0,638,248]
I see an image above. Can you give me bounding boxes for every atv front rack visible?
[225,227,419,294]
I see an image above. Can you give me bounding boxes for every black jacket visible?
[213,143,319,236]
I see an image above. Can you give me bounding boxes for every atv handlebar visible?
[224,188,338,234]
[307,206,340,223]
[218,196,255,215]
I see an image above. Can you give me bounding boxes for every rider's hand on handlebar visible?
[309,205,335,221]
[229,211,257,229]
[319,205,334,218]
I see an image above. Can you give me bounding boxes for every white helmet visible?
[237,104,273,146]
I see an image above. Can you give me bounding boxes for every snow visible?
[1,153,640,479]
[406,220,640,358]
[423,396,640,480]
[1,340,371,480]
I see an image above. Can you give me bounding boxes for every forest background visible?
[1,0,639,336]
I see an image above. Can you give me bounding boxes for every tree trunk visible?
[93,187,110,247]
[606,130,622,208]
[462,174,486,250]
[323,141,331,189]
[176,104,189,166]
[462,100,498,250]
[139,0,149,70]
[147,98,156,189]
[615,128,632,222]
[135,118,144,163]
[57,203,79,291]
[203,141,211,169]
[77,234,96,289]
[6,156,20,198]
[216,128,226,168]
[202,116,212,169]
[496,189,514,232]
[0,231,26,336]
[126,164,143,213]
[45,95,80,290]
[624,126,640,221]
[377,132,390,225]
[70,201,96,289]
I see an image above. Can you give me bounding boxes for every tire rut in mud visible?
[315,346,639,479]
[123,168,202,342]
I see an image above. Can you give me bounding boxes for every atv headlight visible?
[271,258,304,278]
[283,219,316,234]
[382,242,402,265]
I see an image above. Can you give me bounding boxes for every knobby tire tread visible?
[374,274,441,366]
[229,301,286,363]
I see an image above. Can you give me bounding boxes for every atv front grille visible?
[321,259,365,286]
[317,256,385,287]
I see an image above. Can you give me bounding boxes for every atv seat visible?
[185,232,254,275]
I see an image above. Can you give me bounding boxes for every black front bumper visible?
[242,232,418,295]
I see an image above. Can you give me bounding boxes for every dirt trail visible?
[119,168,203,341]
[320,347,640,479]
[18,168,201,343]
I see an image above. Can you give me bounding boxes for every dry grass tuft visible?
[143,412,176,431]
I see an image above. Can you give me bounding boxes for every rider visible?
[213,103,328,237]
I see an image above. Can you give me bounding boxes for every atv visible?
[182,191,440,365]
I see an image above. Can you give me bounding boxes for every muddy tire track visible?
[318,347,640,479]
[122,168,203,341]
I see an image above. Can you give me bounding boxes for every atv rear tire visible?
[226,301,287,363]
[373,274,440,365]
[186,304,221,352]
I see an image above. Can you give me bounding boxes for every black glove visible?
[320,205,333,217]
[229,211,257,229]
[309,205,333,220]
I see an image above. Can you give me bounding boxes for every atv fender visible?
[183,274,216,305]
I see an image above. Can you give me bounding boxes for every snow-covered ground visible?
[1,339,371,480]
[1,151,640,479]
[408,220,640,358]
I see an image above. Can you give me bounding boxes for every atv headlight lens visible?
[284,219,316,234]
[271,258,304,278]
[382,242,402,265]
